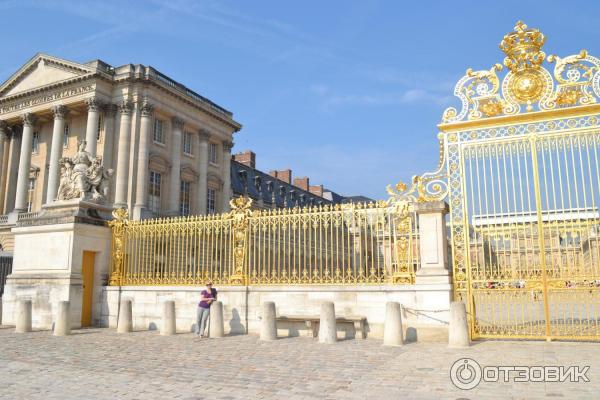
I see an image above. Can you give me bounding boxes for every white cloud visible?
[309,84,453,111]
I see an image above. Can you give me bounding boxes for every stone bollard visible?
[15,299,32,333]
[117,299,133,333]
[260,301,277,341]
[209,301,224,338]
[383,302,404,346]
[448,301,470,348]
[318,301,337,344]
[161,301,176,336]
[54,301,71,336]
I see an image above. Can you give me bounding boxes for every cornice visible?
[114,74,242,132]
[438,98,600,132]
[0,74,99,105]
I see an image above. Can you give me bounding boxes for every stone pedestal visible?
[415,201,451,284]
[1,200,113,330]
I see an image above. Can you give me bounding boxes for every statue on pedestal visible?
[57,140,114,202]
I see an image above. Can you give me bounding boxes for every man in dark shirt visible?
[196,282,217,337]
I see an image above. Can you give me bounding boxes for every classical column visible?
[4,128,21,214]
[85,97,103,156]
[221,140,233,212]
[133,101,154,219]
[0,121,8,212]
[168,117,183,215]
[114,101,134,208]
[101,104,117,169]
[46,105,68,203]
[13,113,36,213]
[197,129,210,214]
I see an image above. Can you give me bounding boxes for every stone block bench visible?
[276,315,367,339]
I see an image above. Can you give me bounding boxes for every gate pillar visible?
[414,201,451,284]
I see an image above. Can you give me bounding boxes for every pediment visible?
[0,54,94,98]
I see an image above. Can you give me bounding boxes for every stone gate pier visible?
[1,200,112,329]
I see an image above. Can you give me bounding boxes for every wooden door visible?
[81,251,95,327]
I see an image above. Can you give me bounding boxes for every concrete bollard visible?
[15,299,32,333]
[448,301,470,348]
[161,301,176,336]
[383,302,404,346]
[53,301,71,336]
[260,301,277,341]
[318,301,337,344]
[117,299,133,333]
[209,301,224,338]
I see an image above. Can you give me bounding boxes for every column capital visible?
[0,120,8,134]
[172,116,184,130]
[140,101,155,117]
[51,105,69,120]
[198,128,210,141]
[104,104,118,118]
[21,113,36,127]
[222,140,234,151]
[118,101,134,115]
[85,97,104,112]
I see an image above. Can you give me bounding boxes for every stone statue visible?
[56,140,114,202]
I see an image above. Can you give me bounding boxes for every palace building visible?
[0,54,348,251]
[0,54,241,223]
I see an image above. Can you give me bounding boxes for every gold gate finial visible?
[499,20,546,72]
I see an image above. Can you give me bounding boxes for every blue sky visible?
[1,0,599,199]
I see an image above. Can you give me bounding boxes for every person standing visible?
[196,282,217,337]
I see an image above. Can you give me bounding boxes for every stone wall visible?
[99,283,451,340]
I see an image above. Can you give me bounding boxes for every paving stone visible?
[0,328,599,399]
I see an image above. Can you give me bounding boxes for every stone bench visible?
[276,315,367,339]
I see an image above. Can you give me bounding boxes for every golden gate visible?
[401,21,600,340]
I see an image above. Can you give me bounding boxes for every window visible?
[63,123,70,149]
[153,119,165,144]
[27,178,36,212]
[180,180,191,216]
[183,131,193,155]
[207,188,216,214]
[148,171,162,213]
[97,114,104,142]
[209,143,218,164]
[32,131,40,153]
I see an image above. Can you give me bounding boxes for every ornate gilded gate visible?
[397,21,600,340]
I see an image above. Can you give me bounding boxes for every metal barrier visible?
[0,252,13,297]
[108,199,420,286]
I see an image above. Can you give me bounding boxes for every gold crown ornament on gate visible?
[499,21,546,72]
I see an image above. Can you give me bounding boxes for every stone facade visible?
[0,54,242,225]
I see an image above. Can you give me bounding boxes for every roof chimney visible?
[293,176,310,191]
[233,150,256,169]
[309,184,323,197]
[276,169,292,184]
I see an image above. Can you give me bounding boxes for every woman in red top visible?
[196,281,217,337]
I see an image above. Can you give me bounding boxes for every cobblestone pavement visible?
[1,326,599,400]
